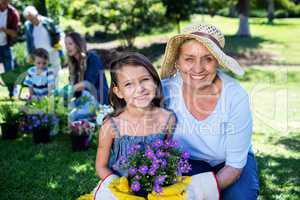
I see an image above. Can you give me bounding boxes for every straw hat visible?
[160,23,244,78]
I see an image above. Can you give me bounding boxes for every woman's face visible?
[65,36,79,57]
[177,39,218,89]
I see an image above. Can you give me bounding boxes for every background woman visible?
[65,32,109,104]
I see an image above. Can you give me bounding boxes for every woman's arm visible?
[95,120,115,179]
[28,87,34,97]
[221,90,252,189]
[216,165,242,189]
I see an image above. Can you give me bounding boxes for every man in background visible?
[0,0,20,96]
[23,6,62,78]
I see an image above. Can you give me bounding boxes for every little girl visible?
[93,52,176,199]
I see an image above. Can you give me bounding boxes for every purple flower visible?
[178,159,192,174]
[155,175,166,185]
[156,149,165,158]
[138,165,148,175]
[131,181,141,192]
[129,167,138,175]
[160,159,167,168]
[145,148,155,158]
[152,156,160,164]
[148,163,159,175]
[37,110,44,115]
[118,156,127,166]
[164,139,172,148]
[43,115,48,123]
[154,183,163,193]
[151,162,159,170]
[171,140,180,148]
[152,139,163,148]
[148,167,157,175]
[128,144,141,155]
[135,175,141,180]
[181,150,190,159]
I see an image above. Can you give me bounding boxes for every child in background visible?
[23,48,55,100]
[93,52,176,199]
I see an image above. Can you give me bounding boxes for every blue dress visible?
[107,116,172,177]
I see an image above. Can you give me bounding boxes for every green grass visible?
[0,134,99,200]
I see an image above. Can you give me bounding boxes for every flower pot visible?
[1,123,18,140]
[71,134,90,151]
[133,189,148,198]
[32,128,50,144]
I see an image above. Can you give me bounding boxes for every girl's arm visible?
[95,120,115,179]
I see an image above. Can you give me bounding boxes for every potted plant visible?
[21,110,58,144]
[69,120,95,151]
[112,138,192,198]
[0,103,22,140]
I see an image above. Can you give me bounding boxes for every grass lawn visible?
[0,15,300,200]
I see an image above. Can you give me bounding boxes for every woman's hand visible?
[216,165,242,189]
[73,82,85,92]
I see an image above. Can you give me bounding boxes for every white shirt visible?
[162,71,253,169]
[0,9,8,46]
[32,20,52,52]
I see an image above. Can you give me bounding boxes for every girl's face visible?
[177,39,218,90]
[34,56,48,70]
[113,65,157,109]
[65,36,78,57]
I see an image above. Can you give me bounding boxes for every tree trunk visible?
[236,0,251,37]
[33,0,48,16]
[267,0,274,24]
[176,18,181,33]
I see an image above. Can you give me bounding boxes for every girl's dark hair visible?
[107,52,163,118]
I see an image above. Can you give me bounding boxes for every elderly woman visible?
[65,32,109,105]
[161,23,259,199]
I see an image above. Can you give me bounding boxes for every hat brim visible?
[160,34,244,78]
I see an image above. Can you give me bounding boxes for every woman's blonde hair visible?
[65,32,87,84]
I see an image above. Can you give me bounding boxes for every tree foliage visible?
[69,0,166,47]
[162,0,198,33]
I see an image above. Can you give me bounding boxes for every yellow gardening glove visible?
[147,176,191,200]
[54,43,62,50]
[76,192,93,200]
[109,177,145,200]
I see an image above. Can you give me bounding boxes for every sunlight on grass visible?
[70,163,94,174]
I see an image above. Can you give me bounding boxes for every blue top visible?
[84,51,109,105]
[23,66,55,98]
[161,71,253,169]
[108,116,172,176]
